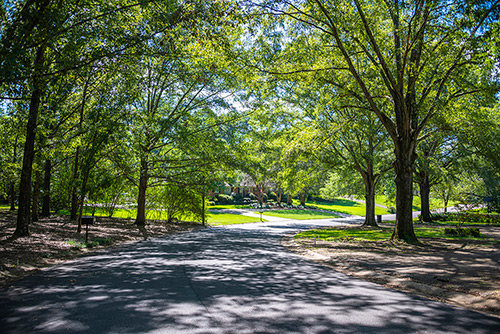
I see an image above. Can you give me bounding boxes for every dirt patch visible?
[282,223,500,317]
[0,209,206,288]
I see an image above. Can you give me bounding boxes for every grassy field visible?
[295,226,488,241]
[375,195,460,211]
[308,199,390,216]
[207,212,265,225]
[207,204,250,210]
[261,209,341,220]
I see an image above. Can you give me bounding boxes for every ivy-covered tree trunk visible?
[418,173,432,222]
[391,141,418,243]
[41,159,51,217]
[135,158,149,226]
[32,170,40,223]
[14,45,45,237]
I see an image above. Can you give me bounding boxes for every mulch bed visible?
[0,209,205,288]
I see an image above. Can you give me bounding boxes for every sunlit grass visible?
[375,195,460,211]
[208,204,250,210]
[308,199,390,216]
[207,212,265,225]
[296,226,487,241]
[261,209,340,220]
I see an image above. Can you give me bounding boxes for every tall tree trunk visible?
[276,190,282,205]
[9,137,18,211]
[14,45,45,237]
[32,170,40,222]
[41,159,51,217]
[201,192,206,225]
[70,147,80,220]
[419,174,431,222]
[9,182,16,211]
[135,158,149,225]
[391,144,418,243]
[299,190,307,206]
[77,164,92,233]
[286,193,292,205]
[362,176,377,227]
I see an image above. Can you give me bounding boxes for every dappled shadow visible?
[1,221,500,333]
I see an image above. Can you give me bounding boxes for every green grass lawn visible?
[261,209,341,220]
[308,199,390,216]
[58,207,192,220]
[296,226,488,241]
[207,212,265,225]
[207,204,250,210]
[375,195,460,211]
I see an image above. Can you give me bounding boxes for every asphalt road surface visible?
[1,217,500,333]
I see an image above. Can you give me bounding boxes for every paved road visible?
[1,217,500,333]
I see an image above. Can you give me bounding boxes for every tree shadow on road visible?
[1,225,499,334]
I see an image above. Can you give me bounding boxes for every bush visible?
[216,194,234,204]
[428,212,500,224]
[444,227,480,237]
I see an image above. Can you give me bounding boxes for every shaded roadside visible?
[283,223,500,317]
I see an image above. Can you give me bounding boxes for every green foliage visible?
[149,184,203,223]
[444,227,480,238]
[215,194,234,204]
[426,212,500,225]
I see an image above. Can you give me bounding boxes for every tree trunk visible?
[201,192,206,225]
[299,190,307,206]
[362,177,377,227]
[419,174,431,222]
[41,159,51,217]
[391,146,418,243]
[32,170,40,222]
[276,190,281,205]
[70,147,80,220]
[286,193,292,205]
[135,158,149,225]
[14,45,45,237]
[9,182,15,211]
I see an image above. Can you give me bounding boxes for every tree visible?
[284,81,392,225]
[248,0,499,242]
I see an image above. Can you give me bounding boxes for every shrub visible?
[428,212,500,224]
[216,194,234,204]
[444,227,480,237]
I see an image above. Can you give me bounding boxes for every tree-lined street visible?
[1,217,499,333]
